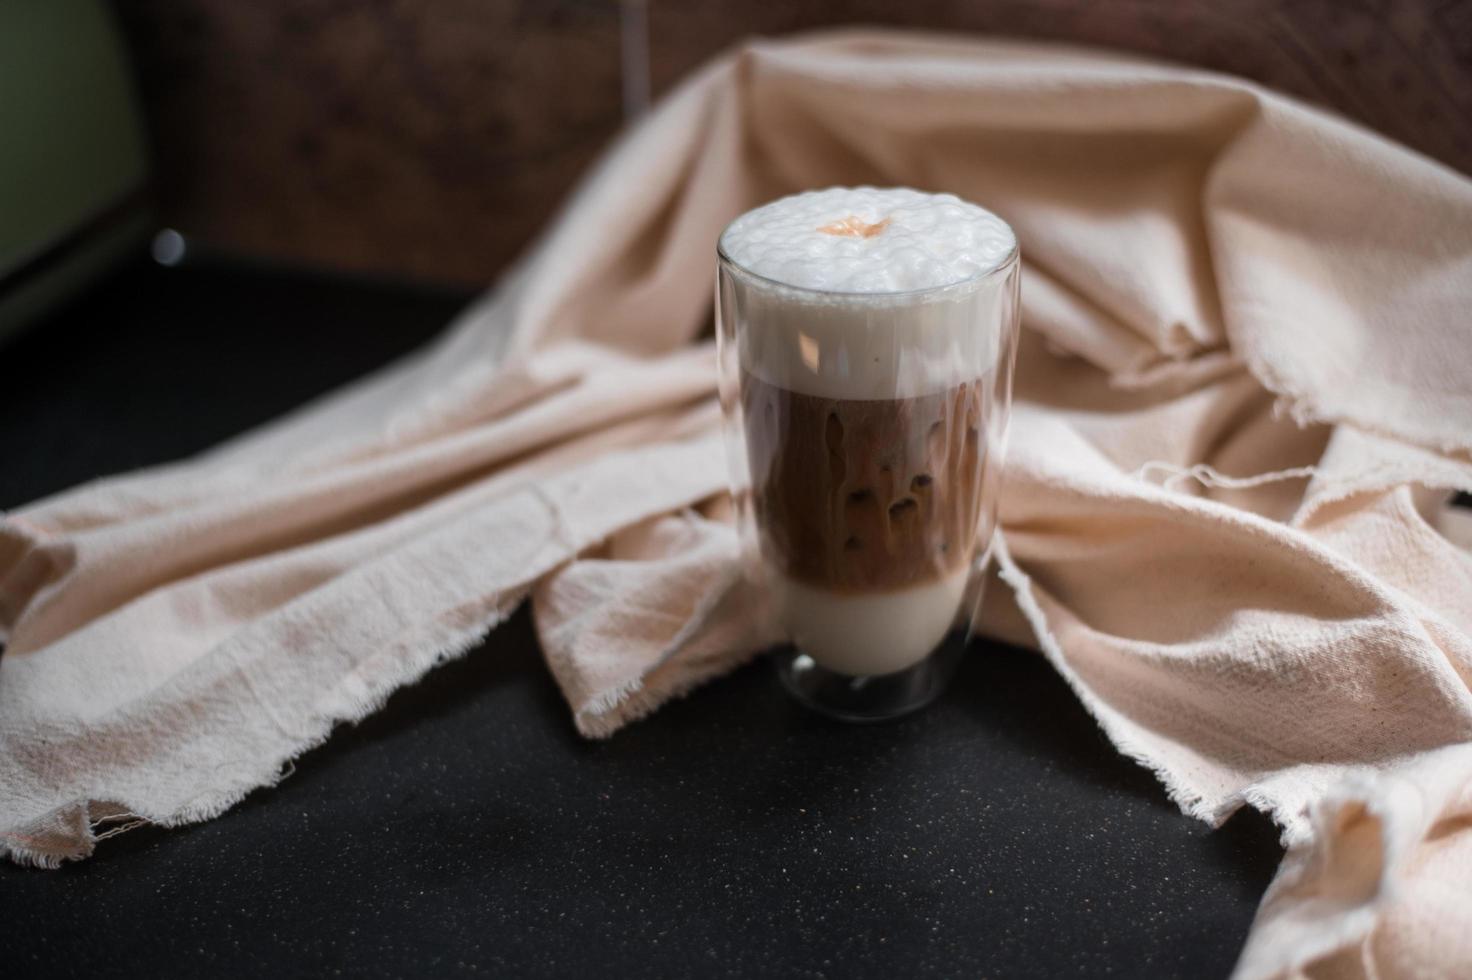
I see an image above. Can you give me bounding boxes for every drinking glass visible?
[715,228,1020,721]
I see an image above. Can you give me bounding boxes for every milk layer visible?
[771,569,970,677]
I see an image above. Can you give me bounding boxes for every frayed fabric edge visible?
[1135,460,1320,493]
[573,564,759,739]
[993,532,1234,829]
[994,534,1338,850]
[0,591,528,870]
[1247,353,1472,459]
[573,645,761,740]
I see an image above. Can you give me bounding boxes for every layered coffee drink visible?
[740,373,986,675]
[717,187,1019,690]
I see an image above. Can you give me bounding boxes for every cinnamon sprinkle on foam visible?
[817,215,891,238]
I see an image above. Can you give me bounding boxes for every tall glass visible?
[715,226,1020,722]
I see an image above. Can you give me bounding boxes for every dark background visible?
[111,0,1472,286]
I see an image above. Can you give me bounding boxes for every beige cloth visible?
[3,30,1471,978]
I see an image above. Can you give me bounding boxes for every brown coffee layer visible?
[741,371,986,592]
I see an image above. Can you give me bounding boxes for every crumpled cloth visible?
[3,30,1471,978]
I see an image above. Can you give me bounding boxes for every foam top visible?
[719,187,1016,295]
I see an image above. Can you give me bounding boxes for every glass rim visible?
[715,223,1020,303]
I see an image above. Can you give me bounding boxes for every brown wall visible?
[114,0,1472,287]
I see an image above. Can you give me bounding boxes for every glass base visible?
[775,630,967,723]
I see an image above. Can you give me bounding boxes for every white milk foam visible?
[720,187,1016,401]
[720,186,1016,294]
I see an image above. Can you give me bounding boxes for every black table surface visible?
[0,258,1283,979]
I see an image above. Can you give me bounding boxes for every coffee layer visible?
[742,371,986,593]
